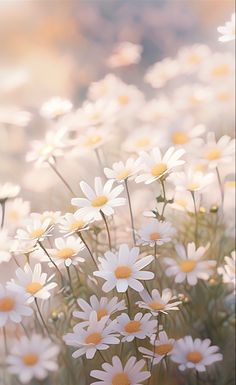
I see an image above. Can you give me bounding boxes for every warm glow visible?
[172,131,188,145]
[149,232,161,241]
[205,148,221,160]
[57,247,75,259]
[116,169,130,180]
[30,228,45,238]
[154,343,173,355]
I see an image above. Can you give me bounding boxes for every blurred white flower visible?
[200,132,235,169]
[218,251,235,288]
[0,183,20,201]
[75,99,118,127]
[145,58,180,88]
[104,157,141,182]
[107,41,142,68]
[0,230,12,264]
[177,44,211,73]
[58,212,90,236]
[5,198,30,229]
[199,53,234,84]
[171,168,215,192]
[16,216,53,242]
[0,107,31,127]
[122,127,165,154]
[40,97,73,119]
[218,13,235,42]
[137,219,176,246]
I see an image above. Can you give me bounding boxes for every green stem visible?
[79,232,98,269]
[48,161,75,196]
[34,298,51,339]
[191,191,198,246]
[124,178,136,245]
[160,179,168,220]
[100,210,112,249]
[216,166,224,203]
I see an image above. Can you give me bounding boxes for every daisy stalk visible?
[100,210,112,249]
[190,191,199,246]
[78,232,98,269]
[124,178,136,245]
[34,298,51,340]
[0,199,6,228]
[215,166,224,203]
[48,160,76,196]
[37,240,64,282]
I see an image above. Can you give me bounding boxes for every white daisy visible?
[170,168,215,193]
[137,219,176,246]
[71,177,126,221]
[40,97,73,119]
[7,334,59,383]
[136,288,181,315]
[218,13,235,42]
[73,295,126,327]
[145,58,180,88]
[63,311,119,359]
[0,230,12,264]
[217,251,235,288]
[139,96,174,123]
[90,355,150,385]
[199,132,235,169]
[52,236,85,267]
[107,41,142,68]
[139,331,175,365]
[0,283,32,326]
[94,244,154,293]
[164,242,216,286]
[172,190,201,213]
[58,212,91,236]
[171,336,223,372]
[0,183,20,201]
[75,99,118,127]
[73,126,111,154]
[104,157,141,183]
[135,147,185,184]
[5,198,30,229]
[16,216,53,243]
[200,52,234,84]
[177,44,210,74]
[122,127,165,154]
[10,263,57,303]
[167,120,205,148]
[116,312,157,342]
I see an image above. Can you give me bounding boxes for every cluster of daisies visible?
[0,13,235,385]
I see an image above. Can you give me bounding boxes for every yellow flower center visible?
[115,265,132,279]
[172,131,188,145]
[30,228,45,239]
[124,320,141,333]
[180,260,197,273]
[40,145,54,156]
[187,183,200,191]
[112,373,130,385]
[154,343,173,355]
[149,232,161,241]
[69,220,85,231]
[116,169,130,180]
[175,199,187,208]
[205,148,221,161]
[8,209,19,220]
[96,308,108,321]
[23,353,39,366]
[149,301,165,311]
[0,297,15,312]
[151,163,167,177]
[57,247,75,259]
[212,64,230,77]
[26,282,43,295]
[85,135,102,147]
[187,53,201,64]
[118,95,130,105]
[91,195,108,207]
[225,181,236,188]
[85,332,102,345]
[186,351,203,363]
[136,137,150,148]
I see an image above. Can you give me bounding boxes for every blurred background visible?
[0,0,234,209]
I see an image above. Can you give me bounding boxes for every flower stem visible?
[124,178,136,245]
[48,161,75,196]
[2,326,8,355]
[216,166,224,203]
[38,241,63,282]
[191,191,198,246]
[34,298,51,339]
[100,210,112,249]
[160,179,168,220]
[0,200,6,228]
[94,148,104,177]
[78,232,98,269]
[66,265,76,300]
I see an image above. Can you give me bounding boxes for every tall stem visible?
[216,167,224,203]
[124,179,136,245]
[79,232,98,269]
[48,162,75,196]
[66,265,76,300]
[160,179,168,220]
[2,326,8,355]
[38,241,63,281]
[94,148,104,177]
[34,298,51,339]
[1,200,6,228]
[191,191,198,246]
[100,210,112,250]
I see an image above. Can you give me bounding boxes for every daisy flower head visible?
[217,251,235,288]
[0,283,32,326]
[122,126,166,154]
[164,242,216,286]
[94,244,154,293]
[58,212,91,236]
[40,97,73,119]
[172,190,201,213]
[145,58,180,88]
[218,13,235,42]
[135,146,185,184]
[7,334,59,383]
[5,198,30,229]
[137,219,176,246]
[116,312,157,342]
[0,230,12,264]
[63,311,119,359]
[170,168,215,193]
[16,216,53,243]
[0,182,20,202]
[71,177,126,221]
[75,99,118,127]
[73,126,111,154]
[0,107,31,127]
[107,41,142,68]
[167,118,205,148]
[11,263,57,303]
[171,336,223,372]
[136,288,182,315]
[73,295,126,327]
[104,157,141,183]
[90,355,151,385]
[139,96,174,123]
[139,331,175,365]
[200,132,235,169]
[177,44,211,74]
[200,52,234,84]
[52,236,85,267]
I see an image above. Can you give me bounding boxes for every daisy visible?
[0,182,20,201]
[171,169,215,193]
[71,177,126,221]
[5,198,30,228]
[139,97,174,123]
[116,312,157,342]
[164,242,216,286]
[139,331,175,365]
[63,311,119,359]
[200,52,234,84]
[167,120,205,148]
[0,230,12,264]
[107,41,142,68]
[73,295,126,327]
[90,355,150,385]
[104,158,141,182]
[10,263,57,303]
[7,334,59,383]
[199,132,235,169]
[135,147,185,184]
[137,219,176,246]
[0,283,32,326]
[217,251,235,288]
[0,107,31,127]
[73,126,111,153]
[122,127,165,154]
[40,97,73,119]
[31,211,61,226]
[58,212,91,236]
[172,190,201,213]
[177,44,210,74]
[136,288,181,315]
[94,243,154,293]
[52,236,85,267]
[16,216,53,243]
[145,58,180,88]
[218,13,235,42]
[171,336,223,372]
[75,99,118,127]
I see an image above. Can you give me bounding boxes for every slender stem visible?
[20,322,30,337]
[1,200,6,228]
[94,148,104,176]
[160,179,168,220]
[100,210,112,249]
[34,298,51,339]
[38,241,63,281]
[48,162,75,196]
[191,191,198,246]
[97,349,106,362]
[78,232,98,269]
[2,327,8,355]
[66,265,76,300]
[124,178,136,245]
[126,290,131,314]
[216,167,224,203]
